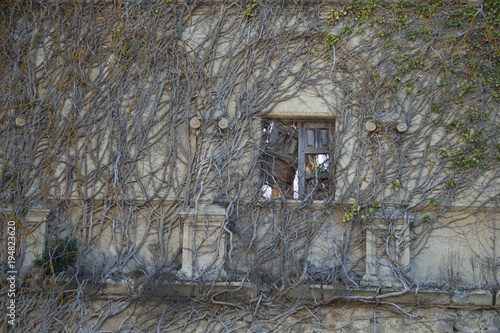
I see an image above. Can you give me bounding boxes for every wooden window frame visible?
[298,122,334,200]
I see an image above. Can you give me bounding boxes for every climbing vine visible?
[0,0,499,331]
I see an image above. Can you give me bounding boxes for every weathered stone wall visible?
[80,293,500,333]
[0,0,499,331]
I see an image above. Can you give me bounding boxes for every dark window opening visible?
[262,120,334,200]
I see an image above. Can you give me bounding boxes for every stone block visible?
[416,290,451,306]
[379,290,416,304]
[309,284,340,300]
[468,290,493,306]
[450,290,493,307]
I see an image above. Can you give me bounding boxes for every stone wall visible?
[1,0,499,331]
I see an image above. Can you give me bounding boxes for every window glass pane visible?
[304,153,330,200]
[316,154,329,168]
[288,137,298,155]
[262,121,298,199]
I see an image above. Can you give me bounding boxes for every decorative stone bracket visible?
[1,206,50,271]
[179,205,227,280]
[362,219,410,288]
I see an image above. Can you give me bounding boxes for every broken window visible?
[262,120,334,200]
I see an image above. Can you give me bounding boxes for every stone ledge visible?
[21,277,500,308]
[93,280,499,307]
[23,275,497,309]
